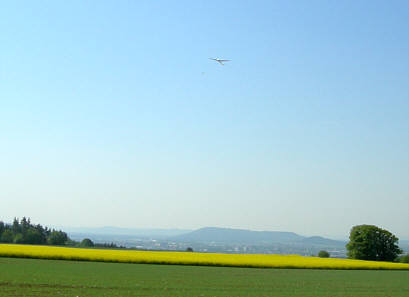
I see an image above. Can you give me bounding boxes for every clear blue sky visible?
[1,0,408,239]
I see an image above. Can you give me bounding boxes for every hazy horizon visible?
[1,219,407,242]
[1,1,408,240]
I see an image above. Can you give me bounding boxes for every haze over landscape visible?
[1,0,408,241]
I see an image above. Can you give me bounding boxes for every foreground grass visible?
[0,257,408,297]
[1,244,409,270]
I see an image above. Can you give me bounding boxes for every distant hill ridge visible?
[300,236,346,246]
[63,226,347,246]
[172,227,338,244]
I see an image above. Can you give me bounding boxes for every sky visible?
[1,0,408,239]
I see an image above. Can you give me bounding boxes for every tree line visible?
[0,217,69,245]
[0,217,124,249]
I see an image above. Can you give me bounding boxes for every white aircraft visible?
[209,58,231,65]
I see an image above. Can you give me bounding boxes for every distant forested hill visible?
[171,227,347,247]
[171,227,304,243]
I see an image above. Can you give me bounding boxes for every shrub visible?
[80,238,94,247]
[397,254,409,263]
[318,250,330,258]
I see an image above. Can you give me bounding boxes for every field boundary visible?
[1,244,408,270]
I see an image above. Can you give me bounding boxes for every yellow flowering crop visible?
[0,244,408,270]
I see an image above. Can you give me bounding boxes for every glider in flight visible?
[209,58,231,65]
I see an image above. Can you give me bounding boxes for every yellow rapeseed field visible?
[0,244,408,270]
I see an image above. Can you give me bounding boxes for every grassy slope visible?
[0,257,408,297]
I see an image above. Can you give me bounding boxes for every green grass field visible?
[0,257,408,297]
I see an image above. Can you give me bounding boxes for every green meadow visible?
[0,257,408,297]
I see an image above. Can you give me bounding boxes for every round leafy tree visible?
[346,225,402,261]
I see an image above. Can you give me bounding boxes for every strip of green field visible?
[0,257,408,297]
[1,244,408,270]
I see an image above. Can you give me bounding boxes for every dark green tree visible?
[25,228,46,244]
[0,229,14,243]
[47,230,68,245]
[346,225,402,261]
[318,250,330,258]
[20,217,30,234]
[80,238,94,247]
[12,217,20,234]
[13,233,24,244]
[0,221,5,236]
